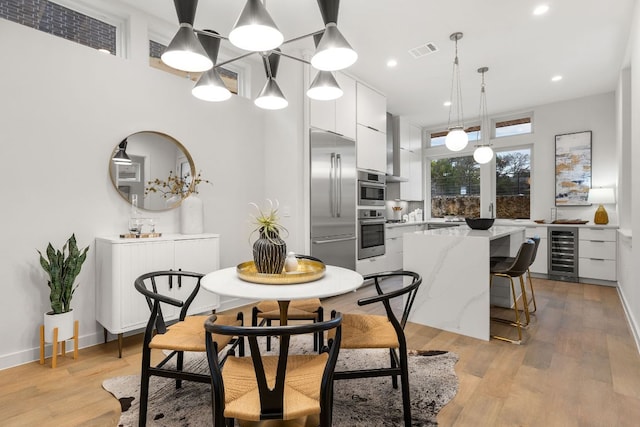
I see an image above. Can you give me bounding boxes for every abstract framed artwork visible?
[555,130,592,206]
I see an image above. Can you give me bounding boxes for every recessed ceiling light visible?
[533,4,549,15]
[443,101,452,107]
[551,75,563,82]
[387,59,398,68]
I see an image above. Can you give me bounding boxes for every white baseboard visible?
[0,332,103,371]
[617,284,640,354]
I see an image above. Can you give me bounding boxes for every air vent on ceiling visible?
[408,42,439,59]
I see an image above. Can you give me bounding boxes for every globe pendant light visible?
[229,0,284,52]
[161,0,213,72]
[192,30,232,102]
[445,32,468,152]
[473,67,494,164]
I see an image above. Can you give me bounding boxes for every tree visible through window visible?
[430,148,531,219]
[430,155,480,217]
[496,149,531,218]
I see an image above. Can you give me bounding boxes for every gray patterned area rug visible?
[102,337,458,427]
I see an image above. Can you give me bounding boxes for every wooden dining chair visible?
[327,270,423,426]
[251,255,325,351]
[134,270,244,427]
[204,313,343,427]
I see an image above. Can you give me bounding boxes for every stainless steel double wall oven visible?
[357,171,386,260]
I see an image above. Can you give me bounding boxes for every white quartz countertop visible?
[416,225,525,240]
[386,219,619,228]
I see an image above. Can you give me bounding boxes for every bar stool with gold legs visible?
[489,240,536,344]
[491,236,540,316]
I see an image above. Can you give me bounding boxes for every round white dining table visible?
[201,265,364,325]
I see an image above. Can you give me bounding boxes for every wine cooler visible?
[548,227,578,281]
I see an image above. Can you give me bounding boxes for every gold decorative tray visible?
[236,259,326,285]
[119,232,162,239]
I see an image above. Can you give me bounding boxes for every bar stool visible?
[489,240,536,344]
[491,236,540,315]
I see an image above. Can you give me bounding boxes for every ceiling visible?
[118,0,636,129]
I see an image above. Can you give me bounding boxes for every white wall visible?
[0,14,293,368]
[425,92,618,223]
[617,0,640,349]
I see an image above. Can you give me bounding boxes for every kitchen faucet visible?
[489,202,494,218]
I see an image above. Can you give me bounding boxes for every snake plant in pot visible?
[37,234,89,342]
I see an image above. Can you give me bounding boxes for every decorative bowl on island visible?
[465,217,495,230]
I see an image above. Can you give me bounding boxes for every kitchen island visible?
[403,225,525,341]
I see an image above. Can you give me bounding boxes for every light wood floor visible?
[2,278,640,426]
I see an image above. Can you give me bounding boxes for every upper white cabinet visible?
[398,119,423,201]
[309,72,356,140]
[356,82,387,172]
[356,82,387,132]
[356,124,386,173]
[95,234,221,338]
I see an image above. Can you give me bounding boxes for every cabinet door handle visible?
[366,125,379,132]
[590,240,605,243]
[589,258,605,261]
[169,269,173,289]
[178,268,182,288]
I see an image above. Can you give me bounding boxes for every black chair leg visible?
[139,348,151,427]
[390,349,398,389]
[176,350,184,389]
[399,349,412,426]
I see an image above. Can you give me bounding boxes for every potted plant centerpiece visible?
[249,200,288,274]
[38,234,89,342]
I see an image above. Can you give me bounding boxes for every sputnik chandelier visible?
[162,0,358,110]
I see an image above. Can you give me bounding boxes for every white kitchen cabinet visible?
[385,224,421,271]
[356,254,388,276]
[309,72,356,139]
[356,82,386,132]
[95,234,221,355]
[356,123,387,173]
[525,226,547,274]
[399,120,423,201]
[578,227,617,282]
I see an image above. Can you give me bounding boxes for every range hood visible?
[386,113,409,182]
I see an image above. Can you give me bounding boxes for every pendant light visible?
[473,67,494,164]
[229,0,284,52]
[162,0,357,108]
[112,139,132,165]
[307,32,343,101]
[445,32,468,152]
[161,0,213,72]
[192,30,232,102]
[311,0,358,71]
[255,51,288,110]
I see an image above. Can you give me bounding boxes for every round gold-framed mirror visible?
[109,131,195,211]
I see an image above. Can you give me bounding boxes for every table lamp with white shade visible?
[587,188,615,225]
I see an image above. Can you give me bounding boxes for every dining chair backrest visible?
[134,270,204,334]
[528,236,541,266]
[204,313,343,425]
[360,270,423,330]
[497,240,536,277]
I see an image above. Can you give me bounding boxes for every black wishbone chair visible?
[204,313,343,427]
[134,270,244,427]
[328,270,423,427]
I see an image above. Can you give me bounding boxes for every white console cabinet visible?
[95,234,221,355]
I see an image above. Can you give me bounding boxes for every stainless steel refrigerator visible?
[310,129,357,270]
